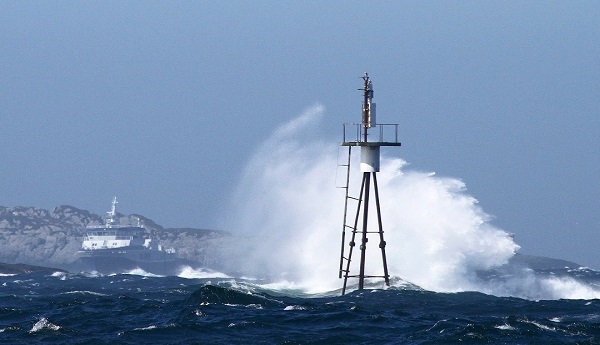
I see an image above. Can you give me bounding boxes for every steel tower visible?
[338,73,401,295]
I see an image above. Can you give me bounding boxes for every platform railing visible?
[342,123,399,144]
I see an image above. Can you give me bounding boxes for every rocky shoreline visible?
[0,262,66,275]
[0,205,229,272]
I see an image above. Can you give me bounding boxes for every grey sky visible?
[1,2,599,267]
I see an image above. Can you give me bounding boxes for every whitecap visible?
[124,268,164,277]
[80,271,102,278]
[177,266,230,279]
[494,324,515,331]
[29,317,60,333]
[51,271,68,280]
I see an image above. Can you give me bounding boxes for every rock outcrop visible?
[0,205,228,271]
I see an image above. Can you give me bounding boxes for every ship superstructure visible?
[81,197,161,251]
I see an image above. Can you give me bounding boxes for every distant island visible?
[0,205,229,274]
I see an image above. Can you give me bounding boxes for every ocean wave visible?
[29,317,60,333]
[188,284,285,308]
[123,268,164,277]
[177,266,231,279]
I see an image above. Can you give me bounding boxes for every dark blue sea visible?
[2,268,600,344]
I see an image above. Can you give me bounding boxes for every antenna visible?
[338,73,401,295]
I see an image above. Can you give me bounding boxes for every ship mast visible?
[106,196,118,226]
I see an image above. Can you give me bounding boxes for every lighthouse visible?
[338,73,401,295]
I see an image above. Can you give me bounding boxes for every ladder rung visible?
[348,196,360,201]
[344,225,355,229]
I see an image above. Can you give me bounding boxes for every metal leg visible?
[372,172,390,286]
[358,172,371,290]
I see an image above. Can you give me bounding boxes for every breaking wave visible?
[178,266,231,279]
[218,104,600,300]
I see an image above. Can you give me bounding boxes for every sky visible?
[1,2,599,267]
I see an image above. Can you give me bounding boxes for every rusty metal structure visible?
[338,73,401,295]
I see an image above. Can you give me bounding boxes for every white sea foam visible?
[495,323,515,331]
[29,317,60,333]
[521,319,557,332]
[51,271,68,280]
[62,290,108,296]
[177,266,231,279]
[123,268,163,277]
[219,104,600,300]
[535,277,600,300]
[255,280,304,291]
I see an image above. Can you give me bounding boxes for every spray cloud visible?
[220,105,600,299]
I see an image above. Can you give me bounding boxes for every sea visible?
[2,267,600,344]
[3,109,597,344]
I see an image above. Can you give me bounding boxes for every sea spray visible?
[374,158,518,292]
[220,104,342,292]
[221,105,600,300]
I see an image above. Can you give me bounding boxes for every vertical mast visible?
[361,73,375,139]
[362,74,370,142]
[107,196,118,226]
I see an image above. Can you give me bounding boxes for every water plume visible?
[220,104,600,300]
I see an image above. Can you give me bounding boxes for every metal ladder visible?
[337,146,360,280]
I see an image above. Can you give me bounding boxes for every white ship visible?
[76,197,182,275]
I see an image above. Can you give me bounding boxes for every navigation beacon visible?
[338,73,401,295]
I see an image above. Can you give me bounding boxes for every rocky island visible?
[0,205,229,274]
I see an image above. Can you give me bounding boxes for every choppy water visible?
[2,268,600,344]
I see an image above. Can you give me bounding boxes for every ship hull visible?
[76,248,186,276]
